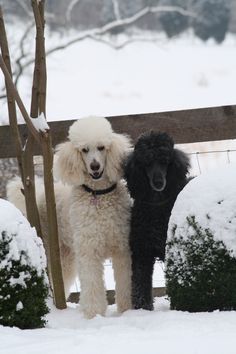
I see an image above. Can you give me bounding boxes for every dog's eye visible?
[97,146,105,151]
[82,147,89,153]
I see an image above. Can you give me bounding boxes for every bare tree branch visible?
[66,0,82,23]
[15,0,33,18]
[91,34,168,50]
[15,21,34,87]
[1,4,197,95]
[112,0,121,20]
[14,0,55,21]
[45,5,197,55]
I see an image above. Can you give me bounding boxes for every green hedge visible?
[0,229,49,329]
[166,216,236,312]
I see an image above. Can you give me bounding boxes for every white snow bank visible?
[168,163,236,256]
[0,199,47,276]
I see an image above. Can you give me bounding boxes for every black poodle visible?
[124,131,190,310]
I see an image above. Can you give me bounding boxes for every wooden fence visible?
[1,104,236,158]
[1,103,236,303]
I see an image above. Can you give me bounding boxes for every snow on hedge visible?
[166,163,236,312]
[0,199,47,276]
[168,163,236,256]
[0,199,49,329]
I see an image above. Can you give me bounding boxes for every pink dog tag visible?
[90,195,100,206]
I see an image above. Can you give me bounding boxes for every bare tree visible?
[0,3,197,101]
[0,1,66,310]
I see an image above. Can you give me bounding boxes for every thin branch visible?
[91,34,168,50]
[15,0,33,19]
[14,21,34,87]
[14,0,55,21]
[66,0,81,23]
[0,55,40,142]
[112,0,121,20]
[0,6,24,178]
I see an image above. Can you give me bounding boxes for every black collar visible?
[82,183,117,196]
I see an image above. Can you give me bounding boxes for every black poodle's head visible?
[134,132,174,192]
[124,131,190,199]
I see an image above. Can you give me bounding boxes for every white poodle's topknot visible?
[69,116,114,148]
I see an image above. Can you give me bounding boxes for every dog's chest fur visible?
[69,182,131,258]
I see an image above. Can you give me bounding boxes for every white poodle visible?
[7,116,132,319]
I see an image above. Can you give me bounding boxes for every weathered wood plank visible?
[1,105,236,158]
[67,287,166,305]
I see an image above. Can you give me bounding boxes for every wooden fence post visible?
[0,2,66,310]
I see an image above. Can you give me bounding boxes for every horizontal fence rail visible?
[1,104,236,158]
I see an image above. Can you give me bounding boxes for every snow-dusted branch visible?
[112,0,121,20]
[45,5,197,55]
[1,4,197,95]
[91,35,168,50]
[15,0,32,18]
[66,0,82,22]
[15,21,34,87]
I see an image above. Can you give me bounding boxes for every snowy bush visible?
[0,199,49,329]
[165,164,236,312]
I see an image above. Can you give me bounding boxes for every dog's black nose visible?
[90,161,100,171]
[153,176,165,190]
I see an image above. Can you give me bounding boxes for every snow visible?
[0,199,47,277]
[168,163,236,256]
[1,297,236,354]
[30,113,49,133]
[1,166,236,354]
[16,302,23,312]
[25,33,236,120]
[1,29,236,123]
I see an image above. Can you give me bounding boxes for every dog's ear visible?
[54,141,85,185]
[124,152,136,198]
[124,152,148,199]
[167,148,190,190]
[105,133,132,182]
[172,149,190,177]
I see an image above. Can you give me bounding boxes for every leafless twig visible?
[66,0,82,23]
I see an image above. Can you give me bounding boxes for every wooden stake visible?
[31,0,66,309]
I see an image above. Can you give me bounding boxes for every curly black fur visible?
[124,131,190,310]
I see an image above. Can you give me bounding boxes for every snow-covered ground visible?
[1,165,236,353]
[1,297,236,354]
[1,27,236,122]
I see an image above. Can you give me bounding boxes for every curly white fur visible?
[7,116,132,319]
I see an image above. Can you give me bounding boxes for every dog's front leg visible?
[112,251,132,313]
[131,254,155,310]
[78,255,107,319]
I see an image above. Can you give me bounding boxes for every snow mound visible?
[0,199,47,277]
[168,163,236,255]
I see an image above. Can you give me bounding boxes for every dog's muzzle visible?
[147,164,167,192]
[90,170,104,180]
[150,175,166,192]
